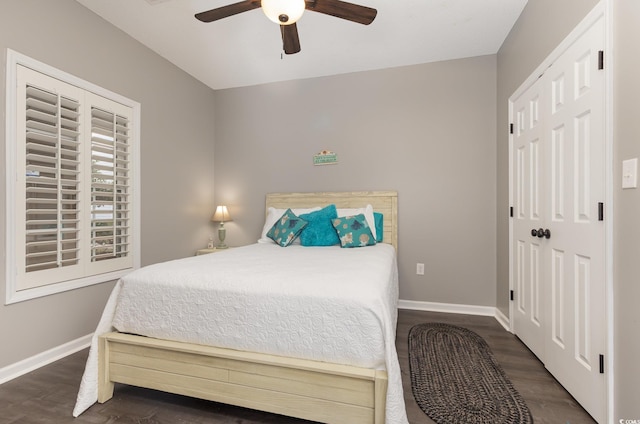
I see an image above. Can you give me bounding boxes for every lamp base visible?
[217,224,228,249]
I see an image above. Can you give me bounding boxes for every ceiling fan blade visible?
[305,0,377,25]
[281,23,301,54]
[195,1,261,23]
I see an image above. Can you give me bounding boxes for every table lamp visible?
[211,205,232,249]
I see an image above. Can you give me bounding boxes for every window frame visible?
[5,49,141,304]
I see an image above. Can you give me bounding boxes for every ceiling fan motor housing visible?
[262,0,305,25]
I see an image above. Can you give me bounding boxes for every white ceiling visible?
[76,0,528,90]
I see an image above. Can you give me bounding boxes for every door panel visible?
[551,124,566,221]
[550,248,565,348]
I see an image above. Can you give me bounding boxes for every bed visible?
[73,191,408,424]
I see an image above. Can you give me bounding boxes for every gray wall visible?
[214,55,497,307]
[612,0,640,419]
[497,0,640,419]
[0,0,216,368]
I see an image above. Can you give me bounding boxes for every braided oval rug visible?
[408,323,533,424]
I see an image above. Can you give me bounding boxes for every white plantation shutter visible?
[87,96,133,274]
[10,62,137,299]
[17,67,85,289]
[25,87,81,271]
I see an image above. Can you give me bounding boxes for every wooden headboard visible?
[265,191,398,250]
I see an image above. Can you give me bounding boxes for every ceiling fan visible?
[195,0,377,55]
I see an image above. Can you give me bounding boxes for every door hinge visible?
[510,290,514,301]
[598,50,604,70]
[598,202,604,221]
[510,123,514,134]
[599,354,605,373]
[510,206,513,217]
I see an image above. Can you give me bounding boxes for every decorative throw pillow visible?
[258,207,320,244]
[336,205,377,241]
[299,204,340,246]
[332,213,376,248]
[373,212,384,243]
[267,209,308,247]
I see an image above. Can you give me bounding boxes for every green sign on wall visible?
[313,150,338,166]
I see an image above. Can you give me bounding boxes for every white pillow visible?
[258,207,321,244]
[336,205,377,241]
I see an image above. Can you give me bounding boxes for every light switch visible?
[622,158,638,189]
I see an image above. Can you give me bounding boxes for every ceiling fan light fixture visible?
[262,0,305,25]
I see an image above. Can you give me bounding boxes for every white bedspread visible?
[73,243,409,424]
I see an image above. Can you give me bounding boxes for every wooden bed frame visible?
[98,191,398,424]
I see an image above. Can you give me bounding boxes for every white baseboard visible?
[0,333,92,385]
[399,299,497,316]
[494,308,511,331]
[399,299,513,331]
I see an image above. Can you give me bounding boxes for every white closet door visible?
[511,13,606,424]
[512,77,546,361]
[543,15,606,423]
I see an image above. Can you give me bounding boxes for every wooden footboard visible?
[98,332,387,424]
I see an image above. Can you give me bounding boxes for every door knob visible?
[531,228,551,239]
[532,228,551,239]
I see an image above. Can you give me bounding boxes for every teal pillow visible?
[299,204,339,246]
[373,212,384,243]
[332,213,376,248]
[267,209,308,247]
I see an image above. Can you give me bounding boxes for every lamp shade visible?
[262,0,305,25]
[211,205,232,222]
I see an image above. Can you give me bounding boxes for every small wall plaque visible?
[313,150,338,166]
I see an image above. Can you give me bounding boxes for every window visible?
[5,50,140,304]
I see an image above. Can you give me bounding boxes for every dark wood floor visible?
[396,310,596,424]
[0,309,596,424]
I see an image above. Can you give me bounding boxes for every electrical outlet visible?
[416,263,425,275]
